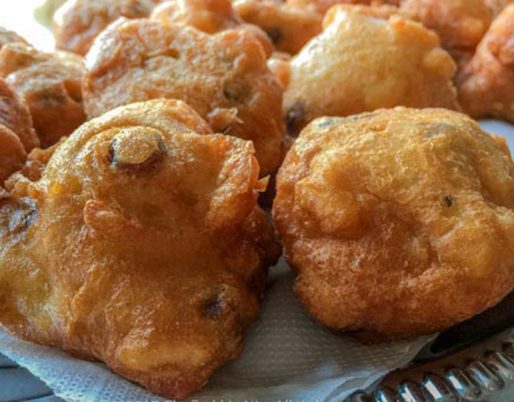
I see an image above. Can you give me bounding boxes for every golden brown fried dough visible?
[283,6,459,135]
[0,127,26,185]
[151,0,273,56]
[0,99,280,399]
[83,18,285,176]
[5,144,62,193]
[325,2,400,17]
[234,0,322,54]
[286,0,397,15]
[399,0,492,63]
[152,0,240,32]
[457,4,514,123]
[0,26,28,50]
[0,43,86,148]
[0,78,38,152]
[273,107,514,341]
[53,0,160,56]
[0,77,38,185]
[485,0,514,15]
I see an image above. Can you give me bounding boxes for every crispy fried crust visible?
[0,126,26,185]
[151,0,273,56]
[152,0,240,32]
[53,0,159,55]
[0,77,38,185]
[285,0,398,15]
[0,26,28,50]
[283,6,459,135]
[0,43,86,147]
[0,99,280,399]
[485,0,514,15]
[83,18,285,176]
[457,4,514,123]
[399,0,493,64]
[273,107,514,341]
[234,0,322,55]
[0,78,39,151]
[322,2,400,18]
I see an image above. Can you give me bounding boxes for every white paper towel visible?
[0,259,433,402]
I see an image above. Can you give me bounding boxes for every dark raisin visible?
[285,102,306,136]
[202,295,224,319]
[443,195,454,207]
[266,28,282,44]
[110,132,166,174]
[223,82,249,103]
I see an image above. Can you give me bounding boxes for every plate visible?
[0,3,513,400]
[346,295,514,402]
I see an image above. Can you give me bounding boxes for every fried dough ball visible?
[399,0,493,63]
[273,107,514,341]
[83,19,285,176]
[0,26,28,50]
[53,0,161,56]
[0,99,280,399]
[0,43,86,148]
[457,4,514,123]
[151,0,273,56]
[234,0,322,55]
[0,78,39,185]
[283,7,459,135]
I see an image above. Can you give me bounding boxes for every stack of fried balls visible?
[0,0,513,398]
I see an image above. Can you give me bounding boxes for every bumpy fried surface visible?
[234,0,322,54]
[485,0,514,15]
[151,0,273,56]
[0,127,26,185]
[283,6,459,135]
[53,0,160,55]
[457,4,514,123]
[152,0,239,32]
[0,99,280,399]
[0,77,39,185]
[83,19,285,176]
[0,78,39,152]
[399,0,492,63]
[273,107,514,341]
[286,0,398,15]
[324,2,400,17]
[0,43,86,148]
[0,26,28,50]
